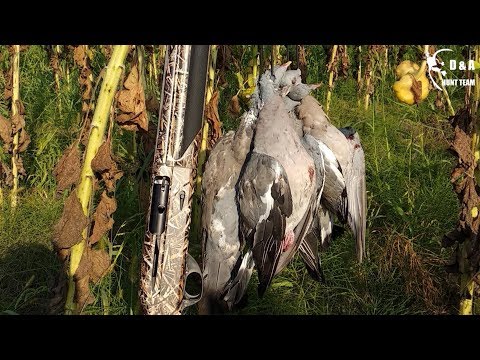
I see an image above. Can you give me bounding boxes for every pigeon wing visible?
[344,132,367,263]
[237,153,293,296]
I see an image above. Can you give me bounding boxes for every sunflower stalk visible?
[357,46,362,107]
[459,45,480,315]
[425,44,454,117]
[474,45,480,116]
[272,45,282,66]
[136,45,149,158]
[364,46,375,111]
[10,45,20,209]
[64,45,130,314]
[54,45,61,91]
[437,71,455,116]
[326,45,338,114]
[152,48,158,83]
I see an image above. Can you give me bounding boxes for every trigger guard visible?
[181,253,203,310]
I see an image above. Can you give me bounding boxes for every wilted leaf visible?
[339,45,350,78]
[217,46,232,87]
[73,46,86,66]
[14,156,26,177]
[11,114,25,134]
[4,66,12,100]
[217,45,232,71]
[410,76,422,104]
[80,118,92,147]
[74,246,110,312]
[89,249,111,282]
[435,92,444,109]
[445,108,480,278]
[91,140,123,192]
[145,95,160,113]
[75,276,95,311]
[91,140,116,173]
[90,191,117,245]
[451,127,475,169]
[117,89,136,113]
[75,247,110,282]
[0,114,12,146]
[0,162,13,186]
[15,99,25,115]
[80,67,93,101]
[140,122,157,156]
[326,45,338,74]
[102,169,123,192]
[116,63,148,132]
[228,94,241,116]
[297,45,308,83]
[52,190,88,249]
[123,64,139,90]
[54,143,81,192]
[18,130,30,153]
[205,90,222,143]
[50,51,60,73]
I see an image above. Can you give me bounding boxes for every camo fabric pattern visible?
[139,45,200,315]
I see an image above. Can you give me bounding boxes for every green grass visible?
[0,191,62,314]
[0,45,472,315]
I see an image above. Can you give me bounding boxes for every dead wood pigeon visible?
[199,63,292,314]
[237,83,317,296]
[296,95,367,263]
[199,113,256,315]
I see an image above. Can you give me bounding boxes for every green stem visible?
[65,45,130,314]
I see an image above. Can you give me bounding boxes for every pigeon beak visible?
[310,83,322,90]
[281,61,292,69]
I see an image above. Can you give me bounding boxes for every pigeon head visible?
[279,69,302,88]
[271,61,292,86]
[287,83,321,101]
[257,62,291,103]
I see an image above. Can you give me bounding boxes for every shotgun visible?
[139,45,210,315]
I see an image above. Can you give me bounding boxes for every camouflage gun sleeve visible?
[140,45,210,315]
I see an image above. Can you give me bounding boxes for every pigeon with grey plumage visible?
[279,68,301,88]
[277,71,329,282]
[237,74,317,296]
[287,83,321,101]
[296,132,328,282]
[296,95,367,262]
[198,63,291,314]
